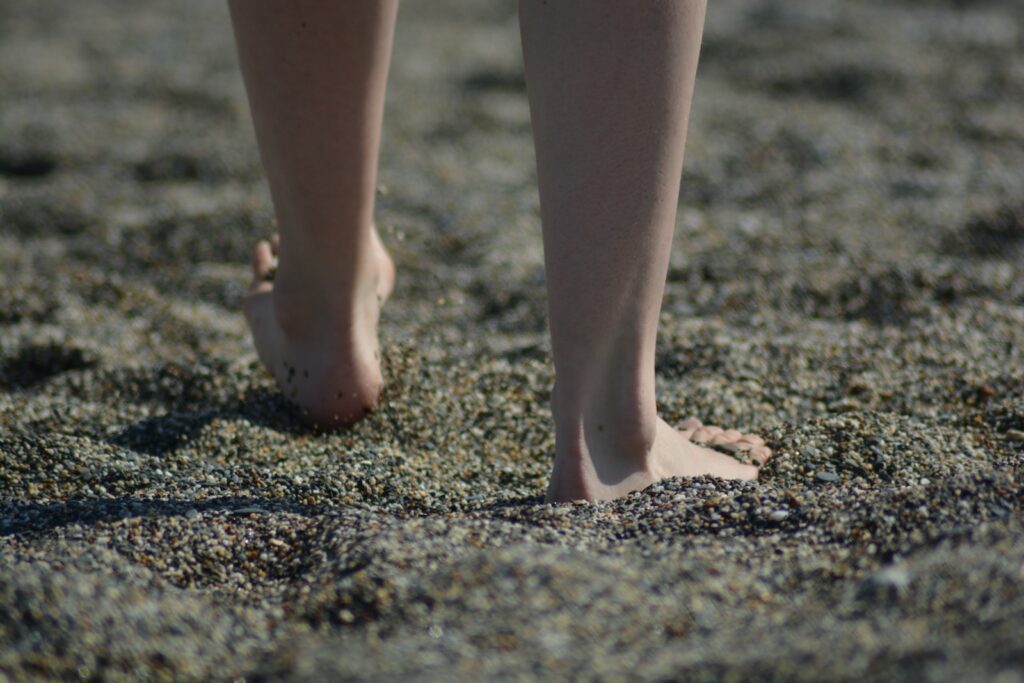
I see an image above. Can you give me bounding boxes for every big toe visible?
[749,445,772,466]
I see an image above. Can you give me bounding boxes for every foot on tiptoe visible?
[244,230,395,427]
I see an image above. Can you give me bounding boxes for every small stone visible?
[184,508,200,520]
[1005,429,1024,443]
[829,398,860,413]
[868,565,911,593]
[768,510,790,522]
[815,471,840,483]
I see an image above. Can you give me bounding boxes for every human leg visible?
[519,0,771,501]
[229,0,397,426]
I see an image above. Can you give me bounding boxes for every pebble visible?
[231,507,266,515]
[862,565,912,596]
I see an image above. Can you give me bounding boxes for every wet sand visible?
[1,0,1023,680]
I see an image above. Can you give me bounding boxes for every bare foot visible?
[244,230,395,427]
[546,416,772,502]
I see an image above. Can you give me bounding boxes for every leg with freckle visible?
[229,0,397,426]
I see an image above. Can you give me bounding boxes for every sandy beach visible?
[1,0,1023,680]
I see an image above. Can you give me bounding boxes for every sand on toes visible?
[243,232,395,428]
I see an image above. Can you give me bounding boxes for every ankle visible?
[548,392,659,502]
[271,244,386,340]
[552,382,658,464]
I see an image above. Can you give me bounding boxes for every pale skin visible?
[229,0,771,503]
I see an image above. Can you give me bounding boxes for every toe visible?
[251,240,274,284]
[692,425,725,443]
[680,417,703,431]
[691,427,712,443]
[722,429,742,442]
[750,446,772,467]
[739,435,765,447]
